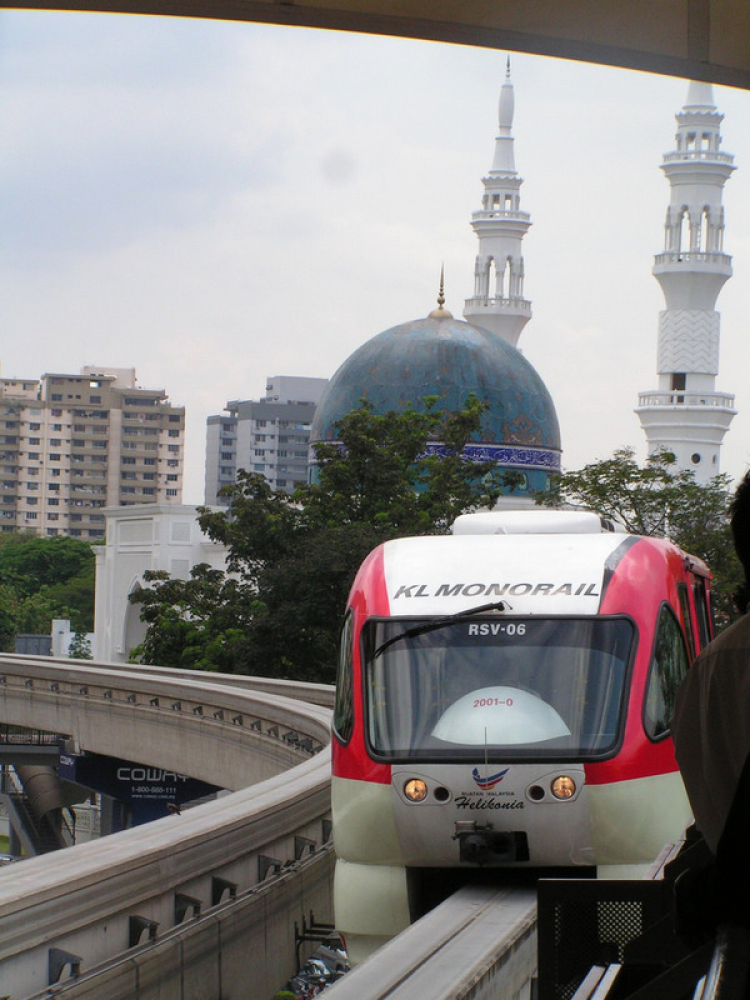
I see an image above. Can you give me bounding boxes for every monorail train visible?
[331,510,713,963]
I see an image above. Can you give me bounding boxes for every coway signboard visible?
[60,750,221,824]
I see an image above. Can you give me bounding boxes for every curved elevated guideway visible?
[0,654,334,1000]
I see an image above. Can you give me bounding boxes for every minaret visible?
[635,81,736,483]
[463,59,532,347]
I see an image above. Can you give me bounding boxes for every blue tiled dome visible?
[310,314,561,495]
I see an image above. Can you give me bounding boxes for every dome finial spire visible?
[428,264,453,319]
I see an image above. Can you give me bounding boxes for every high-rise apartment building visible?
[204,375,328,505]
[0,366,185,538]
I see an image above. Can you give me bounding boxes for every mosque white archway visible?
[93,504,228,662]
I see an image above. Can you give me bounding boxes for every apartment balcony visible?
[69,486,107,499]
[70,475,108,489]
[71,408,110,420]
[121,456,159,468]
[122,419,161,432]
[70,444,111,458]
[76,428,109,442]
[121,445,158,459]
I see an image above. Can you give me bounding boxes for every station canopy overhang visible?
[8,0,750,91]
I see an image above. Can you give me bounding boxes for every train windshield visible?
[364,616,634,761]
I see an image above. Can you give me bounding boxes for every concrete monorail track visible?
[0,654,333,999]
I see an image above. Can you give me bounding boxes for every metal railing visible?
[538,835,750,1000]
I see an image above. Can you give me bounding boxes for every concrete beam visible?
[5,1,750,90]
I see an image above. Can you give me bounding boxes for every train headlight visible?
[404,778,428,802]
[551,775,576,800]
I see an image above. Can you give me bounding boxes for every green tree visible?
[42,558,96,633]
[299,396,502,534]
[130,397,503,680]
[0,535,93,597]
[130,566,257,672]
[0,535,96,650]
[68,631,93,660]
[536,447,743,628]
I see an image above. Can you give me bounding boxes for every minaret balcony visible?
[471,209,530,224]
[464,295,532,315]
[636,390,736,411]
[662,150,735,166]
[653,251,732,271]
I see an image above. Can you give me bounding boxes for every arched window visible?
[123,578,149,661]
[678,207,690,255]
[491,256,506,299]
[700,207,711,253]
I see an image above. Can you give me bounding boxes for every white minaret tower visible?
[635,81,736,483]
[463,59,532,347]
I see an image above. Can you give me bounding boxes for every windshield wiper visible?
[371,601,510,659]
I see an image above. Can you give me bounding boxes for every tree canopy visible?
[130,430,744,679]
[0,534,96,650]
[536,447,742,628]
[130,397,505,680]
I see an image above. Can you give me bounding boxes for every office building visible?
[204,376,328,504]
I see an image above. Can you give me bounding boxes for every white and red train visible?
[331,510,713,963]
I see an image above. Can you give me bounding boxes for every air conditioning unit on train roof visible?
[450,509,627,536]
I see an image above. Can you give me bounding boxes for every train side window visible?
[676,583,696,660]
[333,611,354,744]
[644,604,690,741]
[693,578,712,648]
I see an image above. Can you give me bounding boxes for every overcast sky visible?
[2,10,750,503]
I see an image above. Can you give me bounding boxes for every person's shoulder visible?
[675,613,750,715]
[700,613,750,658]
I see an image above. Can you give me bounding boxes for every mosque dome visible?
[309,309,561,496]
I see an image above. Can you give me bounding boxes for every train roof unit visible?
[450,510,626,536]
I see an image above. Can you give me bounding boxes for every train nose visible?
[391,763,593,868]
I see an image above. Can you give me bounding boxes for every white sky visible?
[2,11,750,503]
